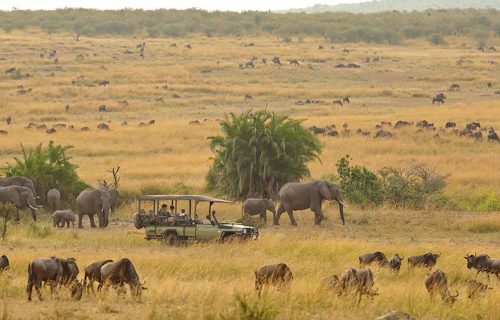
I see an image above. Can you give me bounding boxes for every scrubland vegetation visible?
[0,8,499,319]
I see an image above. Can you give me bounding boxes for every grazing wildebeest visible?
[99,258,146,297]
[342,96,350,104]
[470,131,482,141]
[46,128,56,134]
[374,130,393,138]
[189,120,200,125]
[308,125,326,135]
[99,80,110,86]
[98,105,106,113]
[245,94,252,100]
[394,120,413,129]
[5,67,16,74]
[466,122,481,131]
[318,45,324,50]
[97,123,110,130]
[0,255,9,271]
[148,120,155,125]
[261,58,267,64]
[26,257,79,301]
[64,104,70,113]
[245,61,254,68]
[254,263,293,297]
[5,116,11,125]
[327,130,339,137]
[436,92,446,99]
[432,96,445,104]
[448,83,460,91]
[333,99,343,106]
[464,253,500,280]
[466,280,492,299]
[343,48,350,54]
[488,130,499,142]
[329,268,378,302]
[388,254,405,273]
[408,252,440,270]
[359,252,389,268]
[487,81,493,88]
[83,259,113,294]
[289,59,299,66]
[272,56,281,66]
[424,270,458,304]
[80,127,90,131]
[445,122,456,129]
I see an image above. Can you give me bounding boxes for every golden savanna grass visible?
[0,30,499,319]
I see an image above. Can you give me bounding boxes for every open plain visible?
[0,30,499,319]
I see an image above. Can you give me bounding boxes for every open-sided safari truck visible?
[133,195,259,245]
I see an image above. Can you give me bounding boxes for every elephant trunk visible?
[337,200,345,225]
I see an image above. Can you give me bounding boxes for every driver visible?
[158,204,169,216]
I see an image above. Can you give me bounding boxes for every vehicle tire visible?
[164,233,180,246]
[133,213,145,229]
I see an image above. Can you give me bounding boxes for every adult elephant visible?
[0,186,38,221]
[242,198,275,222]
[0,176,37,199]
[47,188,61,211]
[101,188,120,213]
[273,180,346,226]
[76,188,111,228]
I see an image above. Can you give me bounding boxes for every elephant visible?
[47,188,61,211]
[273,180,346,226]
[0,185,38,221]
[52,210,76,228]
[242,198,275,222]
[76,188,111,228]
[0,176,37,199]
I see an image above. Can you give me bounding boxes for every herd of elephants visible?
[0,173,499,316]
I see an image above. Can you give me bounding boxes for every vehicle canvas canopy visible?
[137,194,232,218]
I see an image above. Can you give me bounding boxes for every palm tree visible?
[207,110,321,199]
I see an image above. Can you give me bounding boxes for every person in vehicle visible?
[203,214,212,225]
[179,209,187,219]
[169,205,175,215]
[158,204,169,216]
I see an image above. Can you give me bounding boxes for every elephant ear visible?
[318,180,333,200]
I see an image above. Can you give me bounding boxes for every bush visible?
[336,155,383,207]
[429,33,446,45]
[207,110,321,200]
[2,142,88,203]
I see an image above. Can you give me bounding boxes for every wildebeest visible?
[466,122,481,131]
[466,280,492,299]
[408,252,440,270]
[432,96,445,104]
[394,120,413,129]
[46,128,56,134]
[5,116,11,125]
[333,99,343,106]
[65,104,70,113]
[342,96,350,104]
[97,123,110,130]
[424,269,458,304]
[289,59,299,66]
[0,130,7,135]
[445,122,456,129]
[83,259,113,294]
[308,125,326,135]
[448,83,460,91]
[98,105,106,113]
[261,58,267,64]
[245,61,254,68]
[0,255,9,271]
[487,81,493,88]
[374,130,393,138]
[80,127,90,131]
[189,120,201,125]
[99,258,146,297]
[488,130,499,142]
[329,268,378,302]
[98,80,110,86]
[254,263,293,297]
[5,67,16,74]
[359,252,389,268]
[272,56,281,66]
[27,257,79,301]
[464,253,500,279]
[388,254,405,273]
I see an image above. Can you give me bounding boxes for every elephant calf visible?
[52,210,76,228]
[254,263,293,296]
[242,198,275,222]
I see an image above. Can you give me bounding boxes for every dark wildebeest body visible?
[449,83,460,91]
[464,253,500,280]
[333,99,343,106]
[330,268,378,302]
[466,280,492,299]
[359,252,389,268]
[289,59,299,66]
[424,269,458,304]
[375,130,393,138]
[98,105,106,113]
[394,120,413,129]
[342,96,350,104]
[83,259,113,294]
[466,122,481,131]
[388,254,405,273]
[245,61,254,68]
[272,56,281,66]
[488,130,499,142]
[432,96,445,104]
[408,252,440,270]
[445,122,456,129]
[26,257,78,301]
[99,258,146,297]
[0,255,9,271]
[254,263,293,296]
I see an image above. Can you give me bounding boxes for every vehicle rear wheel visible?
[164,233,180,246]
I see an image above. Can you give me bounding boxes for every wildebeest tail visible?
[26,262,34,290]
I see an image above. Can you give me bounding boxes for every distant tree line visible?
[0,8,498,44]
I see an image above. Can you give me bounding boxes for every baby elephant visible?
[52,210,76,228]
[254,263,293,297]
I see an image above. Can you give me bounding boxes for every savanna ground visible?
[0,30,499,319]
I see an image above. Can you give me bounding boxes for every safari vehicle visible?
[133,195,259,245]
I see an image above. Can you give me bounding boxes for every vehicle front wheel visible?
[164,233,180,246]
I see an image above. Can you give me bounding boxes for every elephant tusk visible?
[28,204,39,211]
[338,201,348,208]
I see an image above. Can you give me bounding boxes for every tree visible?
[206,110,321,200]
[2,142,88,203]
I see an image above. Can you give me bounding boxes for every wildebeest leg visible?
[97,281,104,292]
[89,214,97,228]
[35,282,43,301]
[273,204,285,225]
[255,280,262,297]
[287,210,298,226]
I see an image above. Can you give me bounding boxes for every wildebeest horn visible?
[28,204,38,210]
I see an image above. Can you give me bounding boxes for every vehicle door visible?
[196,223,219,241]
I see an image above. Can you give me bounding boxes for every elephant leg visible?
[312,208,325,225]
[260,212,267,222]
[66,220,70,228]
[287,210,298,226]
[78,214,84,229]
[273,204,285,225]
[14,209,20,223]
[31,209,37,222]
[89,214,97,228]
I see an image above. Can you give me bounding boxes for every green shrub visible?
[429,33,446,45]
[476,193,500,212]
[468,221,500,233]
